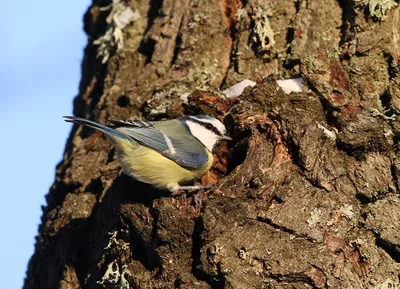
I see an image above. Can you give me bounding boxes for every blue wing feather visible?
[116,122,209,169]
[65,116,209,169]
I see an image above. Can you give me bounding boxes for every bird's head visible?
[182,115,231,152]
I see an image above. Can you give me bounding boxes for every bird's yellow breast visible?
[114,139,213,191]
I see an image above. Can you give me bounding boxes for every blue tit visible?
[64,115,231,192]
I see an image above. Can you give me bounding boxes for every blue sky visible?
[0,1,90,288]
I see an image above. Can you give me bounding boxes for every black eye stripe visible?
[187,119,223,136]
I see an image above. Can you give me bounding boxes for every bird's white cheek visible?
[194,131,218,152]
[202,135,219,152]
[186,121,219,151]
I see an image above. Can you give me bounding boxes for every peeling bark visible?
[25,0,400,288]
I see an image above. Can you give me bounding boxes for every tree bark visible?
[25,0,400,288]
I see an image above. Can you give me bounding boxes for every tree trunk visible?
[24,0,400,288]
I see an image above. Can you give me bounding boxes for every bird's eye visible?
[206,123,213,129]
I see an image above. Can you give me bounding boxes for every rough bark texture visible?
[25,0,400,288]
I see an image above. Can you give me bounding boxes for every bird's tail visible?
[63,116,129,140]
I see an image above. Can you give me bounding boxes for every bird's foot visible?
[176,184,212,191]
[170,184,213,196]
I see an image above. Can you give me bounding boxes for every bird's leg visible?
[169,184,211,194]
[176,184,213,191]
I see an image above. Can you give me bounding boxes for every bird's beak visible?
[220,135,232,141]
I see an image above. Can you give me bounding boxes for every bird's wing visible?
[109,119,154,128]
[112,119,209,169]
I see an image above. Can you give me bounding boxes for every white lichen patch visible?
[99,260,120,285]
[340,204,355,220]
[238,248,248,260]
[276,77,304,94]
[94,0,140,63]
[251,7,275,50]
[98,261,131,289]
[369,107,397,120]
[307,208,323,226]
[120,265,132,289]
[104,231,118,250]
[223,79,256,98]
[368,0,398,20]
[373,278,400,289]
[104,231,130,251]
[112,5,140,29]
[236,8,247,21]
[316,122,337,140]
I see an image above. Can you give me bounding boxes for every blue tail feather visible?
[63,116,128,140]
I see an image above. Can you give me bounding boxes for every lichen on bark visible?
[24,0,400,288]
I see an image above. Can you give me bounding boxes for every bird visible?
[64,115,231,192]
